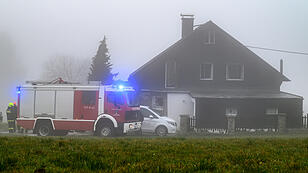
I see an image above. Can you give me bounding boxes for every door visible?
[73,91,98,120]
[140,107,159,133]
[105,92,126,123]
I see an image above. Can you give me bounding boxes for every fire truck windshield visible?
[126,92,139,107]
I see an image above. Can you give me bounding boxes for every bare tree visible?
[41,55,90,83]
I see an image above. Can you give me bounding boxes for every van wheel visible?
[156,126,167,136]
[37,123,53,136]
[97,124,114,137]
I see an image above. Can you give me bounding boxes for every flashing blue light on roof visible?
[118,85,124,90]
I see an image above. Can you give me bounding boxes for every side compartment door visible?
[56,91,74,119]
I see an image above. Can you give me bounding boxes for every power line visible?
[246,45,308,56]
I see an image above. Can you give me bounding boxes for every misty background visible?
[0,0,307,120]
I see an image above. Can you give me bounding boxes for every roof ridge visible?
[129,21,212,78]
[209,22,290,82]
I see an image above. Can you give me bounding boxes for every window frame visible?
[204,30,215,45]
[226,63,244,81]
[265,108,279,115]
[107,92,125,106]
[82,91,97,106]
[165,61,177,88]
[200,63,214,80]
[152,95,164,111]
[140,107,158,119]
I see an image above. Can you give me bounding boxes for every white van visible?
[140,106,177,136]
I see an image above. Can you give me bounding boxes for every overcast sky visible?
[0,0,307,113]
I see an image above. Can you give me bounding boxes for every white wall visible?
[167,93,195,128]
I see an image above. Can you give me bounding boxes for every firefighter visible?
[6,102,15,133]
[12,102,22,133]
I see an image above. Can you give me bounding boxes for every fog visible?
[0,0,307,117]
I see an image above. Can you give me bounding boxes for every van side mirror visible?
[149,115,154,119]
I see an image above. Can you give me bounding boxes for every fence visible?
[189,116,196,131]
[189,114,308,133]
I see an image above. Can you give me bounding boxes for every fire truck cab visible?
[16,80,143,136]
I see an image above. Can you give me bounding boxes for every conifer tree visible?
[88,36,116,84]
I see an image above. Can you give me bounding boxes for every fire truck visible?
[16,79,143,136]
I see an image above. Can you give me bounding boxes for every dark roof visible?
[190,90,303,99]
[130,20,290,81]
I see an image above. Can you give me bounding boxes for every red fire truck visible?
[16,79,143,136]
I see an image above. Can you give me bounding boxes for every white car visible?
[140,105,177,136]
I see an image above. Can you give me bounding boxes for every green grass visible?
[0,136,307,172]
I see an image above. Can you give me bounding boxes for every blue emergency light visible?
[16,86,21,94]
[118,85,124,90]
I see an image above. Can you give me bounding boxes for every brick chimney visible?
[181,14,194,38]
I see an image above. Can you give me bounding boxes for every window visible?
[126,92,139,107]
[140,108,156,118]
[204,30,215,44]
[107,92,124,105]
[82,91,96,106]
[226,107,238,116]
[226,64,244,80]
[152,96,164,110]
[165,61,176,88]
[266,108,278,115]
[200,63,213,80]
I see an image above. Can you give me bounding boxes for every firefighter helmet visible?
[9,103,14,107]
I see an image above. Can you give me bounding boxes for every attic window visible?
[204,30,215,44]
[226,64,244,81]
[200,63,213,80]
[165,61,176,88]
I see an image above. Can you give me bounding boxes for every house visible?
[129,15,303,129]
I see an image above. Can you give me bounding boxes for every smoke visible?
[0,32,25,121]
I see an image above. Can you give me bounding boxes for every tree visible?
[88,36,116,84]
[41,55,90,83]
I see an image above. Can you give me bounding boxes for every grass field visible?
[0,136,307,172]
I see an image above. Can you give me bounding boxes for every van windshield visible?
[126,92,139,107]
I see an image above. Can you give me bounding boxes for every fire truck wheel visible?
[155,125,168,136]
[37,123,53,136]
[97,124,114,137]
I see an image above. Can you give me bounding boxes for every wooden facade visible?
[129,19,303,129]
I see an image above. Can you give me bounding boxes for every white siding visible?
[167,93,195,128]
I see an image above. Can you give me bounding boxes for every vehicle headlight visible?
[167,121,177,126]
